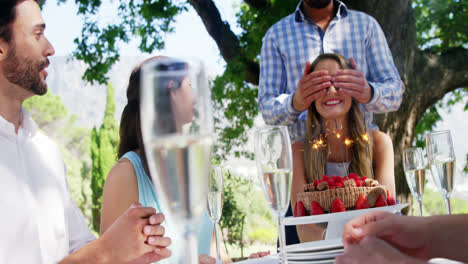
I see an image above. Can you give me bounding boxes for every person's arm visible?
[59,238,112,264]
[258,31,330,142]
[207,231,232,263]
[425,214,468,262]
[60,204,171,264]
[291,141,308,209]
[98,159,171,264]
[363,16,404,113]
[372,130,395,196]
[258,30,301,128]
[335,236,427,264]
[342,211,468,262]
[100,159,139,233]
[291,141,324,242]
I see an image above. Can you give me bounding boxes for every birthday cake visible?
[294,173,395,216]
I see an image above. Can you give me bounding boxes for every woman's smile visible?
[323,98,343,106]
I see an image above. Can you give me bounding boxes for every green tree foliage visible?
[412,0,468,149]
[220,170,249,257]
[90,82,119,233]
[24,91,93,223]
[57,0,186,84]
[412,188,468,216]
[219,169,275,257]
[211,1,298,159]
[23,90,68,127]
[413,0,468,52]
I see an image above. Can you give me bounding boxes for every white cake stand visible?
[283,204,408,240]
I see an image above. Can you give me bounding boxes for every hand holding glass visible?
[255,126,292,264]
[426,130,455,215]
[402,147,426,216]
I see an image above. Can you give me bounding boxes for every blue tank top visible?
[121,151,213,256]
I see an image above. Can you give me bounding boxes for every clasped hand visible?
[100,203,172,264]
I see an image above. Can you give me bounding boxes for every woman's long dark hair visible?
[117,58,157,175]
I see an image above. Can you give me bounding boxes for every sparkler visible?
[361,132,375,179]
[344,138,352,162]
[343,123,350,162]
[313,142,319,179]
[334,120,348,175]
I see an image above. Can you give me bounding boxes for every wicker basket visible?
[297,186,386,212]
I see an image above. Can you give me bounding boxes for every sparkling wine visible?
[405,168,425,200]
[429,159,455,198]
[207,191,223,222]
[262,168,292,216]
[151,135,213,223]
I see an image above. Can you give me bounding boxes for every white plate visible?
[287,251,342,261]
[288,259,334,264]
[283,203,408,226]
[283,238,343,253]
[287,248,344,257]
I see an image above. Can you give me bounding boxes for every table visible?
[233,255,465,264]
[233,255,279,264]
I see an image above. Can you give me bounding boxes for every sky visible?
[41,0,468,196]
[42,0,241,76]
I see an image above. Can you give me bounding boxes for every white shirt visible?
[0,109,95,263]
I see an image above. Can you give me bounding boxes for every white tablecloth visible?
[233,255,466,264]
[233,255,279,264]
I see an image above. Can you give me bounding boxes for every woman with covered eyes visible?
[289,53,396,242]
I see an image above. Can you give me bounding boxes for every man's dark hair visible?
[0,0,41,43]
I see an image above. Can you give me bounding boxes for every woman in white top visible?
[291,53,396,242]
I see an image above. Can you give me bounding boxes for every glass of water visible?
[426,130,456,215]
[207,166,224,264]
[254,126,292,264]
[402,147,426,216]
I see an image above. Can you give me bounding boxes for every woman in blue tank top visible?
[99,57,215,263]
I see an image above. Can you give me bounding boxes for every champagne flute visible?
[254,126,292,264]
[426,130,455,215]
[207,166,224,264]
[402,147,426,216]
[140,57,214,264]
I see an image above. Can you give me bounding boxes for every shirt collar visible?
[295,0,348,22]
[0,108,38,139]
[20,108,39,137]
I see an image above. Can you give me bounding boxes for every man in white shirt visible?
[0,0,171,263]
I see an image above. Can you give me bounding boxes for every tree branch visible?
[188,0,240,61]
[188,0,260,84]
[415,47,468,110]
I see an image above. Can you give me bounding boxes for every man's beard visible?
[2,44,49,96]
[303,0,332,9]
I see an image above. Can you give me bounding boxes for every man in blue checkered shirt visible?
[258,0,404,143]
[258,0,404,245]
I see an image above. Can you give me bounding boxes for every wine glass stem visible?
[278,216,288,264]
[445,198,452,215]
[214,221,222,263]
[183,230,199,264]
[417,200,423,216]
